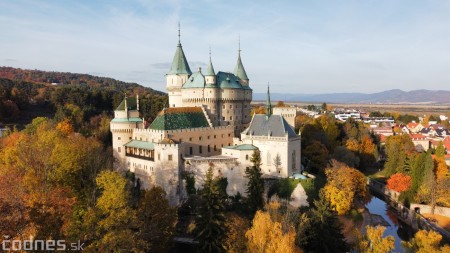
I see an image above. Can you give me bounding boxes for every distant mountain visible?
[254,89,450,104]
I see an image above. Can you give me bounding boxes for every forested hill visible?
[0,67,168,129]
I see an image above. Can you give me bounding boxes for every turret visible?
[167,23,191,108]
[110,95,143,164]
[234,39,249,86]
[205,48,216,85]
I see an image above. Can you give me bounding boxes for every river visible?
[365,193,414,252]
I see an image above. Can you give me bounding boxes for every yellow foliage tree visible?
[246,210,301,253]
[322,160,368,215]
[434,157,448,181]
[346,138,360,153]
[403,230,450,253]
[357,226,395,253]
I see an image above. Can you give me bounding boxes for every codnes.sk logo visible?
[2,235,84,251]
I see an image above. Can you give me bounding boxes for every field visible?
[252,101,450,116]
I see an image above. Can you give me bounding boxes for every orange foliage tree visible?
[386,173,412,193]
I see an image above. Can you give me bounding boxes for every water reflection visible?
[365,194,414,252]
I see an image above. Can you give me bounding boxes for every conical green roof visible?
[167,43,192,75]
[234,52,248,81]
[205,57,215,76]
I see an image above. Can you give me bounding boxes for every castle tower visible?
[110,95,143,164]
[234,39,249,86]
[205,48,216,85]
[167,24,192,108]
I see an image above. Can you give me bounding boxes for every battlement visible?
[133,125,233,135]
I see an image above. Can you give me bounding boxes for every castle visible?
[111,30,301,204]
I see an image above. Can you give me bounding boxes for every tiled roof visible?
[223,144,258,151]
[242,114,297,138]
[409,134,427,140]
[183,71,205,88]
[149,107,210,130]
[407,122,418,129]
[124,140,154,150]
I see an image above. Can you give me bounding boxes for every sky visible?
[1,0,450,94]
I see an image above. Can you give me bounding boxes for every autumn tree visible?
[277,101,285,107]
[137,186,177,252]
[195,167,227,253]
[246,210,299,253]
[56,118,73,136]
[225,213,250,253]
[246,150,265,214]
[356,226,395,253]
[332,146,360,168]
[403,230,450,253]
[86,171,144,252]
[360,135,377,169]
[322,160,368,215]
[303,140,329,173]
[345,138,360,154]
[386,173,412,193]
[416,156,450,213]
[434,157,448,181]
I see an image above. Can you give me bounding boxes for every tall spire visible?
[177,22,181,45]
[167,23,192,75]
[234,36,249,81]
[205,46,215,76]
[266,83,272,117]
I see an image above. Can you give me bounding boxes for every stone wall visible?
[410,204,450,218]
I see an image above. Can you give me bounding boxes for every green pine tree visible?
[245,150,265,215]
[296,194,349,253]
[435,141,446,158]
[195,167,227,253]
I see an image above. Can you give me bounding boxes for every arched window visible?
[246,154,249,160]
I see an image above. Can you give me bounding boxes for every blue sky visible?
[1,0,450,93]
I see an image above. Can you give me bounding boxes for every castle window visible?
[168,155,173,161]
[214,145,217,151]
[129,137,132,140]
[189,137,192,141]
[208,145,211,152]
[222,117,225,120]
[118,137,121,140]
[246,154,249,160]
[199,146,203,153]
[118,147,121,153]
[230,105,233,109]
[230,116,233,120]
[189,147,193,155]
[223,105,225,109]
[214,135,216,139]
[199,136,202,141]
[207,136,210,140]
[228,133,231,137]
